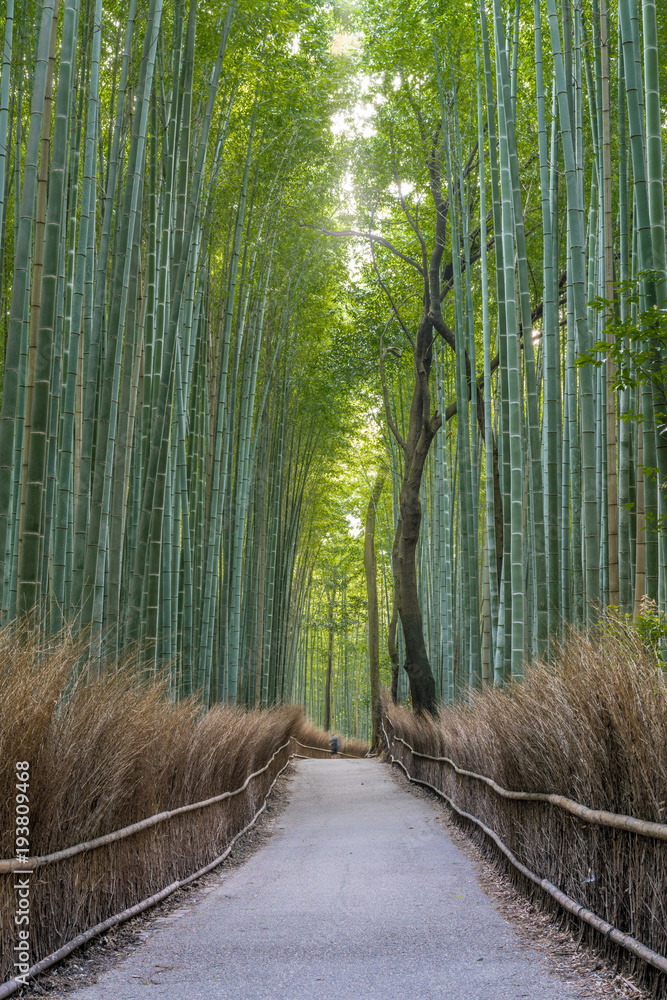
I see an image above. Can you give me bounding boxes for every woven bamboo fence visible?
[383,711,667,998]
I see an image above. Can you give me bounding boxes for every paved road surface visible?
[64,759,579,1000]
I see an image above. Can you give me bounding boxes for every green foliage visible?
[578,271,667,431]
[603,598,667,664]
[634,597,667,662]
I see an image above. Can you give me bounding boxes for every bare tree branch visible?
[388,124,429,303]
[369,200,415,347]
[299,222,424,276]
[379,324,407,452]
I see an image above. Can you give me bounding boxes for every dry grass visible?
[0,628,361,983]
[383,622,667,997]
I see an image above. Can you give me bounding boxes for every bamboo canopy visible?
[0,0,665,719]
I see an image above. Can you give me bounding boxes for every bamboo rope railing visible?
[1,735,366,994]
[386,720,667,841]
[0,754,294,1000]
[288,737,365,759]
[0,737,363,877]
[0,740,292,875]
[382,719,667,977]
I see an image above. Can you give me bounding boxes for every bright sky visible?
[346,513,363,537]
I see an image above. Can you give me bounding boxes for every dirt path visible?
[51,758,592,1000]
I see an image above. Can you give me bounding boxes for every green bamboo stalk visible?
[69,0,137,617]
[479,0,511,681]
[107,222,147,644]
[227,238,277,698]
[641,0,667,622]
[492,0,525,677]
[546,0,599,617]
[535,0,561,644]
[0,0,56,618]
[493,0,547,654]
[597,0,618,610]
[141,87,158,483]
[18,3,58,590]
[128,1,236,662]
[476,40,499,669]
[0,0,14,331]
[18,0,78,620]
[79,0,163,641]
[620,3,659,603]
[52,0,102,628]
[196,109,253,698]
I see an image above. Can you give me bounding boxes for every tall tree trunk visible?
[324,577,336,731]
[389,513,401,703]
[396,320,440,713]
[364,472,384,749]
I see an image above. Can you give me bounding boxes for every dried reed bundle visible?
[0,628,357,982]
[383,623,667,996]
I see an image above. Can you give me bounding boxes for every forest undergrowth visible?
[0,629,366,982]
[384,621,667,996]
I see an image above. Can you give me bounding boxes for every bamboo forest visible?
[4,1,667,997]
[0,0,666,734]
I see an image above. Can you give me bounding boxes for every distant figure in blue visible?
[329,735,340,758]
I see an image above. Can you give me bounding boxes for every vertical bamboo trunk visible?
[19,0,76,621]
[0,0,14,329]
[492,0,525,676]
[598,0,618,609]
[546,0,599,619]
[0,0,57,617]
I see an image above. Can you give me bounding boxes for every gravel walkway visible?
[62,758,582,1000]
